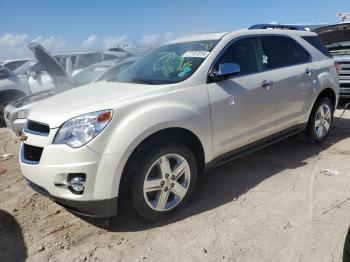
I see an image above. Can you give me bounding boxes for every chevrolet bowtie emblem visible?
[19,133,28,142]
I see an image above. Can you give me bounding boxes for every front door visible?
[207,36,278,158]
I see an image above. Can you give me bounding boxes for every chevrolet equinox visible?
[20,25,339,221]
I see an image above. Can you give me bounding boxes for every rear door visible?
[260,35,314,132]
[207,36,278,158]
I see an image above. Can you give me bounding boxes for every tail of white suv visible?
[19,25,339,221]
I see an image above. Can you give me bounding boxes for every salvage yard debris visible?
[0,165,7,175]
[0,153,14,161]
[323,169,339,176]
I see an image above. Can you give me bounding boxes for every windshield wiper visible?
[129,78,157,84]
[128,78,177,85]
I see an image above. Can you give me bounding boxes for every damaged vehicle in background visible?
[26,48,105,93]
[4,43,139,136]
[25,45,147,94]
[315,22,350,99]
[0,58,31,71]
[0,64,33,126]
[1,43,144,126]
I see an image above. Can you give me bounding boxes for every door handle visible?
[305,68,315,75]
[261,80,274,90]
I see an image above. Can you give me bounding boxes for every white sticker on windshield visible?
[182,51,210,58]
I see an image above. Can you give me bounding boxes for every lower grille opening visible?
[23,144,43,163]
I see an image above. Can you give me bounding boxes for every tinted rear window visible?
[302,36,333,58]
[261,36,311,70]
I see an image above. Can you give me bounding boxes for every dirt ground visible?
[1,110,350,262]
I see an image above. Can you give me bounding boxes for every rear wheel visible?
[0,94,20,127]
[129,143,198,222]
[306,97,334,143]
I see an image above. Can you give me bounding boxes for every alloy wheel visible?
[314,103,332,138]
[143,153,191,212]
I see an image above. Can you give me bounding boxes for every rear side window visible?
[75,53,102,70]
[103,54,118,61]
[214,36,263,76]
[302,36,333,58]
[261,36,311,70]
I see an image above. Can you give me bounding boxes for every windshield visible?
[72,64,110,86]
[13,60,36,75]
[110,40,219,85]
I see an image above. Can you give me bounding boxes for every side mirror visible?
[209,63,240,82]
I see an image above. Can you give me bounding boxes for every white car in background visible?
[0,58,31,71]
[25,44,140,93]
[4,56,139,136]
[0,65,32,125]
[27,45,105,93]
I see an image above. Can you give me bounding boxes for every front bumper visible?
[27,179,118,217]
[19,125,128,219]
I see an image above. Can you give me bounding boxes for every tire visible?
[128,143,198,222]
[0,94,21,127]
[344,227,350,262]
[306,97,334,143]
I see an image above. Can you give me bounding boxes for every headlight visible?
[53,109,113,148]
[17,109,30,119]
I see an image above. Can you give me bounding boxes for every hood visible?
[28,81,171,128]
[315,23,350,51]
[28,42,73,88]
[11,88,66,108]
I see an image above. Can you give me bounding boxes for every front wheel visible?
[306,97,334,143]
[129,143,198,222]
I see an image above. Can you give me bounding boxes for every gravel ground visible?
[1,110,350,262]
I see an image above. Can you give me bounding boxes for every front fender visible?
[89,102,212,161]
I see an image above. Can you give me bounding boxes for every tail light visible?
[335,62,341,76]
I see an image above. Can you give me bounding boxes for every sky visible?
[0,0,347,59]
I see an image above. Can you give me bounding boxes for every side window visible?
[103,54,118,61]
[214,37,263,76]
[302,36,332,58]
[58,57,66,69]
[261,36,311,70]
[75,53,102,70]
[70,55,77,67]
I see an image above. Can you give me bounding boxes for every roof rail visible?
[249,24,307,31]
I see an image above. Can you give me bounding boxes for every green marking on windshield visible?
[153,52,194,77]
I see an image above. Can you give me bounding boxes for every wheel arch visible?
[315,88,337,109]
[117,127,206,200]
[0,89,27,101]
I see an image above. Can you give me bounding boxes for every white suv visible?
[20,25,339,221]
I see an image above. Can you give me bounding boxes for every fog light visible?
[70,177,85,192]
[68,174,86,195]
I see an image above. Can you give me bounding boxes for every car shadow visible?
[76,116,350,232]
[0,210,27,261]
